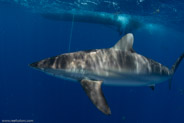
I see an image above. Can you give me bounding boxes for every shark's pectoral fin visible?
[80,79,111,115]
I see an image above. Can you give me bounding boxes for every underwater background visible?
[0,0,184,123]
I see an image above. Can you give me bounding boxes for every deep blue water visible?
[0,0,184,123]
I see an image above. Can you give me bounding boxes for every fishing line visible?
[68,14,75,52]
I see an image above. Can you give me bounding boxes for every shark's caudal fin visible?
[169,53,184,89]
[171,53,184,74]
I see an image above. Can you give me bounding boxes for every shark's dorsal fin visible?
[80,79,111,115]
[113,33,134,51]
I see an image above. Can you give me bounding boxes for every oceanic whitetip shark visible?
[30,33,184,115]
[41,10,144,34]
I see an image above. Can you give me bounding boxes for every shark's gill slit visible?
[68,14,75,52]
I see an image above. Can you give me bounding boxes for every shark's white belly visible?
[90,73,170,86]
[44,69,170,87]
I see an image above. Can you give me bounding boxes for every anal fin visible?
[168,78,173,90]
[80,79,111,115]
[149,84,155,91]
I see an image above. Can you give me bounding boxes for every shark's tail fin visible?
[170,53,184,74]
[169,53,184,89]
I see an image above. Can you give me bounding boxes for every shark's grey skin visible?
[30,33,184,115]
[41,10,142,34]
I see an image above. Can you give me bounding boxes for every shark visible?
[30,33,184,115]
[41,10,144,34]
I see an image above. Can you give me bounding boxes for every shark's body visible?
[30,33,184,115]
[41,10,143,34]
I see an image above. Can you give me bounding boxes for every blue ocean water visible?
[0,0,184,123]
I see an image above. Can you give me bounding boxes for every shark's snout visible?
[29,57,57,70]
[29,62,38,68]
